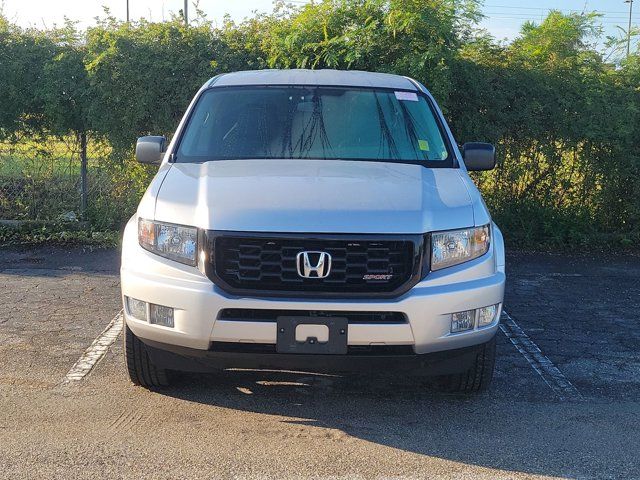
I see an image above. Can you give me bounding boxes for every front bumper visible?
[143,338,491,375]
[120,220,506,358]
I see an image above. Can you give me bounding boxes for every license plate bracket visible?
[276,316,348,354]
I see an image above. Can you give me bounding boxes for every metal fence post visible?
[80,132,88,220]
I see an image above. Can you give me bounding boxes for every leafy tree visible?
[39,20,92,136]
[0,17,55,136]
[84,17,220,150]
[509,11,602,68]
[0,4,639,245]
[259,0,481,102]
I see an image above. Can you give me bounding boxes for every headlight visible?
[138,218,198,266]
[431,225,490,271]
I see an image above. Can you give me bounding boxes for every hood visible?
[152,159,474,234]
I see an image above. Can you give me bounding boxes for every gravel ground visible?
[0,247,638,479]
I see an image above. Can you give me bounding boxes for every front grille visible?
[203,232,426,298]
[218,309,407,324]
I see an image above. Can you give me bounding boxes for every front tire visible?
[124,324,170,388]
[436,335,496,393]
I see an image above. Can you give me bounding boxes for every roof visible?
[208,69,419,90]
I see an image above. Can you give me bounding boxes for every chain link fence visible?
[0,136,149,229]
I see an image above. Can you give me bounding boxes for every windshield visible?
[176,86,451,165]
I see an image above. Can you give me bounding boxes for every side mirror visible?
[462,142,496,171]
[136,136,167,165]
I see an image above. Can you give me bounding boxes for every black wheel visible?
[436,335,496,393]
[124,323,170,388]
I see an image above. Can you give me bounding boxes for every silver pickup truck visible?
[120,69,505,392]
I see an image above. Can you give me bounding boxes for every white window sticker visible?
[394,91,419,102]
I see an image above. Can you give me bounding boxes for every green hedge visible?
[0,1,638,248]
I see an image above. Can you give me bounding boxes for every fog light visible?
[451,310,475,333]
[478,304,498,327]
[149,304,174,328]
[126,297,147,321]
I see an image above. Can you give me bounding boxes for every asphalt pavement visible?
[0,246,638,479]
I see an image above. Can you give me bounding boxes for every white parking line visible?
[500,311,583,401]
[62,310,123,384]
